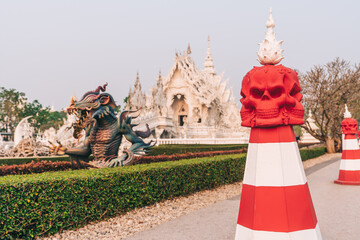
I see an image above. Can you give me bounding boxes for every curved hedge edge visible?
[0,153,246,239]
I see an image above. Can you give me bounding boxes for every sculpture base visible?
[334,179,360,185]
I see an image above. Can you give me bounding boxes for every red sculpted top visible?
[342,118,358,135]
[240,64,304,127]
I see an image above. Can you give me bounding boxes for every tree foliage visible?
[300,58,360,153]
[0,87,27,134]
[0,87,66,134]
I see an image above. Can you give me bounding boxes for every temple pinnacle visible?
[204,36,215,75]
[257,8,284,65]
[187,43,192,54]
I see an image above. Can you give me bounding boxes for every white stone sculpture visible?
[257,8,284,65]
[14,116,34,146]
[128,38,249,141]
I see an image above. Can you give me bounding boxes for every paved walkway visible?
[127,156,360,240]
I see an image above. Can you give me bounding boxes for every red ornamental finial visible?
[240,8,304,128]
[240,65,304,127]
[341,105,357,135]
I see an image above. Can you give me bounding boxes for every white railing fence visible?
[150,138,249,145]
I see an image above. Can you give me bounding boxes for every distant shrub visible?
[299,147,326,161]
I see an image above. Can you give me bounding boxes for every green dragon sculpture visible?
[50,83,154,167]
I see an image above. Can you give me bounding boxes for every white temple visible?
[128,37,249,143]
[301,110,320,144]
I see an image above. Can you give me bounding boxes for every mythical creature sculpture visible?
[49,83,154,167]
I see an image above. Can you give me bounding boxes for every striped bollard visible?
[334,106,360,185]
[236,8,322,239]
[235,126,321,239]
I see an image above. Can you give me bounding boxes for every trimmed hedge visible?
[299,147,326,161]
[0,153,246,239]
[0,155,70,166]
[148,144,248,156]
[0,161,93,176]
[134,149,247,164]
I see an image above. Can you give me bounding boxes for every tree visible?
[19,100,66,132]
[300,58,360,153]
[0,87,27,134]
[0,87,66,135]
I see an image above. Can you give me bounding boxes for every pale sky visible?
[1,0,359,110]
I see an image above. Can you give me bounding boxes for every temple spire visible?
[187,43,192,54]
[257,8,284,65]
[204,36,216,75]
[157,70,163,86]
[129,71,146,110]
[134,71,141,90]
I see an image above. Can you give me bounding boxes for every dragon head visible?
[67,83,117,138]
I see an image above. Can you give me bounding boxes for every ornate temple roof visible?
[162,38,233,107]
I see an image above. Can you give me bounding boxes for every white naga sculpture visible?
[14,116,34,146]
[128,37,249,140]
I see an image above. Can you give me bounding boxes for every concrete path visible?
[127,156,360,240]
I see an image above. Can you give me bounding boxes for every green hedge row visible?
[299,147,326,161]
[148,144,248,156]
[0,153,247,239]
[0,155,70,166]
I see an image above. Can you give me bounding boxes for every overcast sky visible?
[1,0,359,110]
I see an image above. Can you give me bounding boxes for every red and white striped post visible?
[334,105,360,185]
[235,126,321,239]
[236,9,322,239]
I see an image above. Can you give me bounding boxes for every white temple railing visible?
[151,138,249,145]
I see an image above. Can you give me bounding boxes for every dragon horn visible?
[70,95,77,105]
[94,83,108,94]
